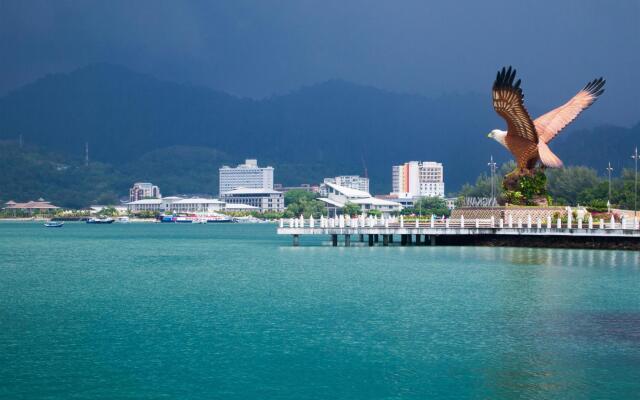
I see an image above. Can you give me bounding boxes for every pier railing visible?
[279,214,640,231]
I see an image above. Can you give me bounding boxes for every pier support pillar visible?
[345,234,351,247]
[293,234,300,247]
[415,234,421,245]
[430,235,437,246]
[389,235,394,243]
[400,234,407,246]
[383,234,389,246]
[359,234,364,242]
[332,234,338,247]
[368,234,374,246]
[407,234,413,245]
[374,234,379,243]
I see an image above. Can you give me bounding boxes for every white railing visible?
[280,214,640,232]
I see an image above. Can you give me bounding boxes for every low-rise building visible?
[220,188,284,212]
[3,199,60,214]
[274,183,320,193]
[171,198,225,213]
[375,193,416,208]
[126,199,163,213]
[224,203,260,212]
[126,197,225,213]
[318,182,402,216]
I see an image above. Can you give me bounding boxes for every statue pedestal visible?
[501,167,549,206]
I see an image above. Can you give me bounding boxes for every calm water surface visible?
[1,222,639,399]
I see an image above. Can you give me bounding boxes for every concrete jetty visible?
[278,214,640,250]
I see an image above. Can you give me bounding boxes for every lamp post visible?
[632,148,638,219]
[606,162,613,213]
[488,156,497,200]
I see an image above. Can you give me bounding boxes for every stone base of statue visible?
[499,167,550,206]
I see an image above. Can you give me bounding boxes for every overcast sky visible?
[1,0,638,125]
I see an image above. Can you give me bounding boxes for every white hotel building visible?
[219,159,274,195]
[392,161,445,198]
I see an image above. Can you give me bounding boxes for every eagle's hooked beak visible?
[487,132,492,138]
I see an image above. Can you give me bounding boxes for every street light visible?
[488,156,497,200]
[632,147,638,219]
[606,162,613,213]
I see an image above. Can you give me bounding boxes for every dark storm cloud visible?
[0,0,638,124]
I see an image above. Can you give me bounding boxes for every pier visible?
[278,214,640,250]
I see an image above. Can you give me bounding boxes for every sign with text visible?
[460,197,498,208]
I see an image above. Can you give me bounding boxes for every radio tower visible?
[85,142,89,166]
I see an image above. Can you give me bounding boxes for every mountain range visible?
[0,63,638,206]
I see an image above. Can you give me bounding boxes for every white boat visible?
[86,217,115,224]
[233,216,266,223]
[116,216,130,223]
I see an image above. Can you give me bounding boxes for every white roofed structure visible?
[317,183,402,216]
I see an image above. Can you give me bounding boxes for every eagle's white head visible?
[488,129,508,149]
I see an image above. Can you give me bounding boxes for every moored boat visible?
[86,217,115,224]
[44,221,64,228]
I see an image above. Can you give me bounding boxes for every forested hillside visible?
[0,63,637,205]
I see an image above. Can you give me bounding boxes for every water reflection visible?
[460,247,640,270]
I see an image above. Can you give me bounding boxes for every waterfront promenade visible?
[278,214,640,249]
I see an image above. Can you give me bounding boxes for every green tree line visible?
[459,161,639,210]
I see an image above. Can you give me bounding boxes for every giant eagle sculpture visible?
[488,66,605,173]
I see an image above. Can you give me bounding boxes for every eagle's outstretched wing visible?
[492,66,539,168]
[534,78,605,144]
[492,66,538,144]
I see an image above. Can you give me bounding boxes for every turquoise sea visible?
[1,222,639,399]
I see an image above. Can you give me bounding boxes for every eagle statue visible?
[488,66,605,173]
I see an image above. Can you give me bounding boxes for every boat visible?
[233,216,266,223]
[44,221,64,228]
[86,217,115,224]
[116,216,130,223]
[207,216,233,223]
[160,215,176,223]
[205,213,234,223]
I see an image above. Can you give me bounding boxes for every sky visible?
[1,0,639,125]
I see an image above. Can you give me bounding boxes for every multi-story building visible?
[392,161,444,198]
[129,182,161,202]
[219,159,274,195]
[220,188,284,212]
[319,175,369,196]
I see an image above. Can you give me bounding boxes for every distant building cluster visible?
[127,159,285,213]
[123,158,448,216]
